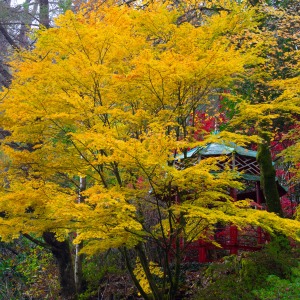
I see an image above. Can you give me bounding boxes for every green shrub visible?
[253,267,300,300]
[0,239,60,299]
[193,236,299,300]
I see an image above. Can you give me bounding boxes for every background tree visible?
[0,0,75,89]
[0,0,78,297]
[226,0,300,216]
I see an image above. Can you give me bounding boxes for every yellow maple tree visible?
[0,1,299,298]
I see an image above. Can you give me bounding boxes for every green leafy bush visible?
[253,267,300,300]
[193,237,299,300]
[0,238,60,299]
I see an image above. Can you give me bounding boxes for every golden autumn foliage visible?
[0,1,299,298]
[0,0,297,256]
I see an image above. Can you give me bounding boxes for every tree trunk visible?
[135,243,162,300]
[43,232,77,300]
[257,134,283,216]
[39,0,50,28]
[74,176,86,294]
[121,247,150,300]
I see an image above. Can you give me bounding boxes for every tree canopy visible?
[0,1,299,298]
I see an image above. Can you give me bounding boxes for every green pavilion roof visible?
[177,143,257,160]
